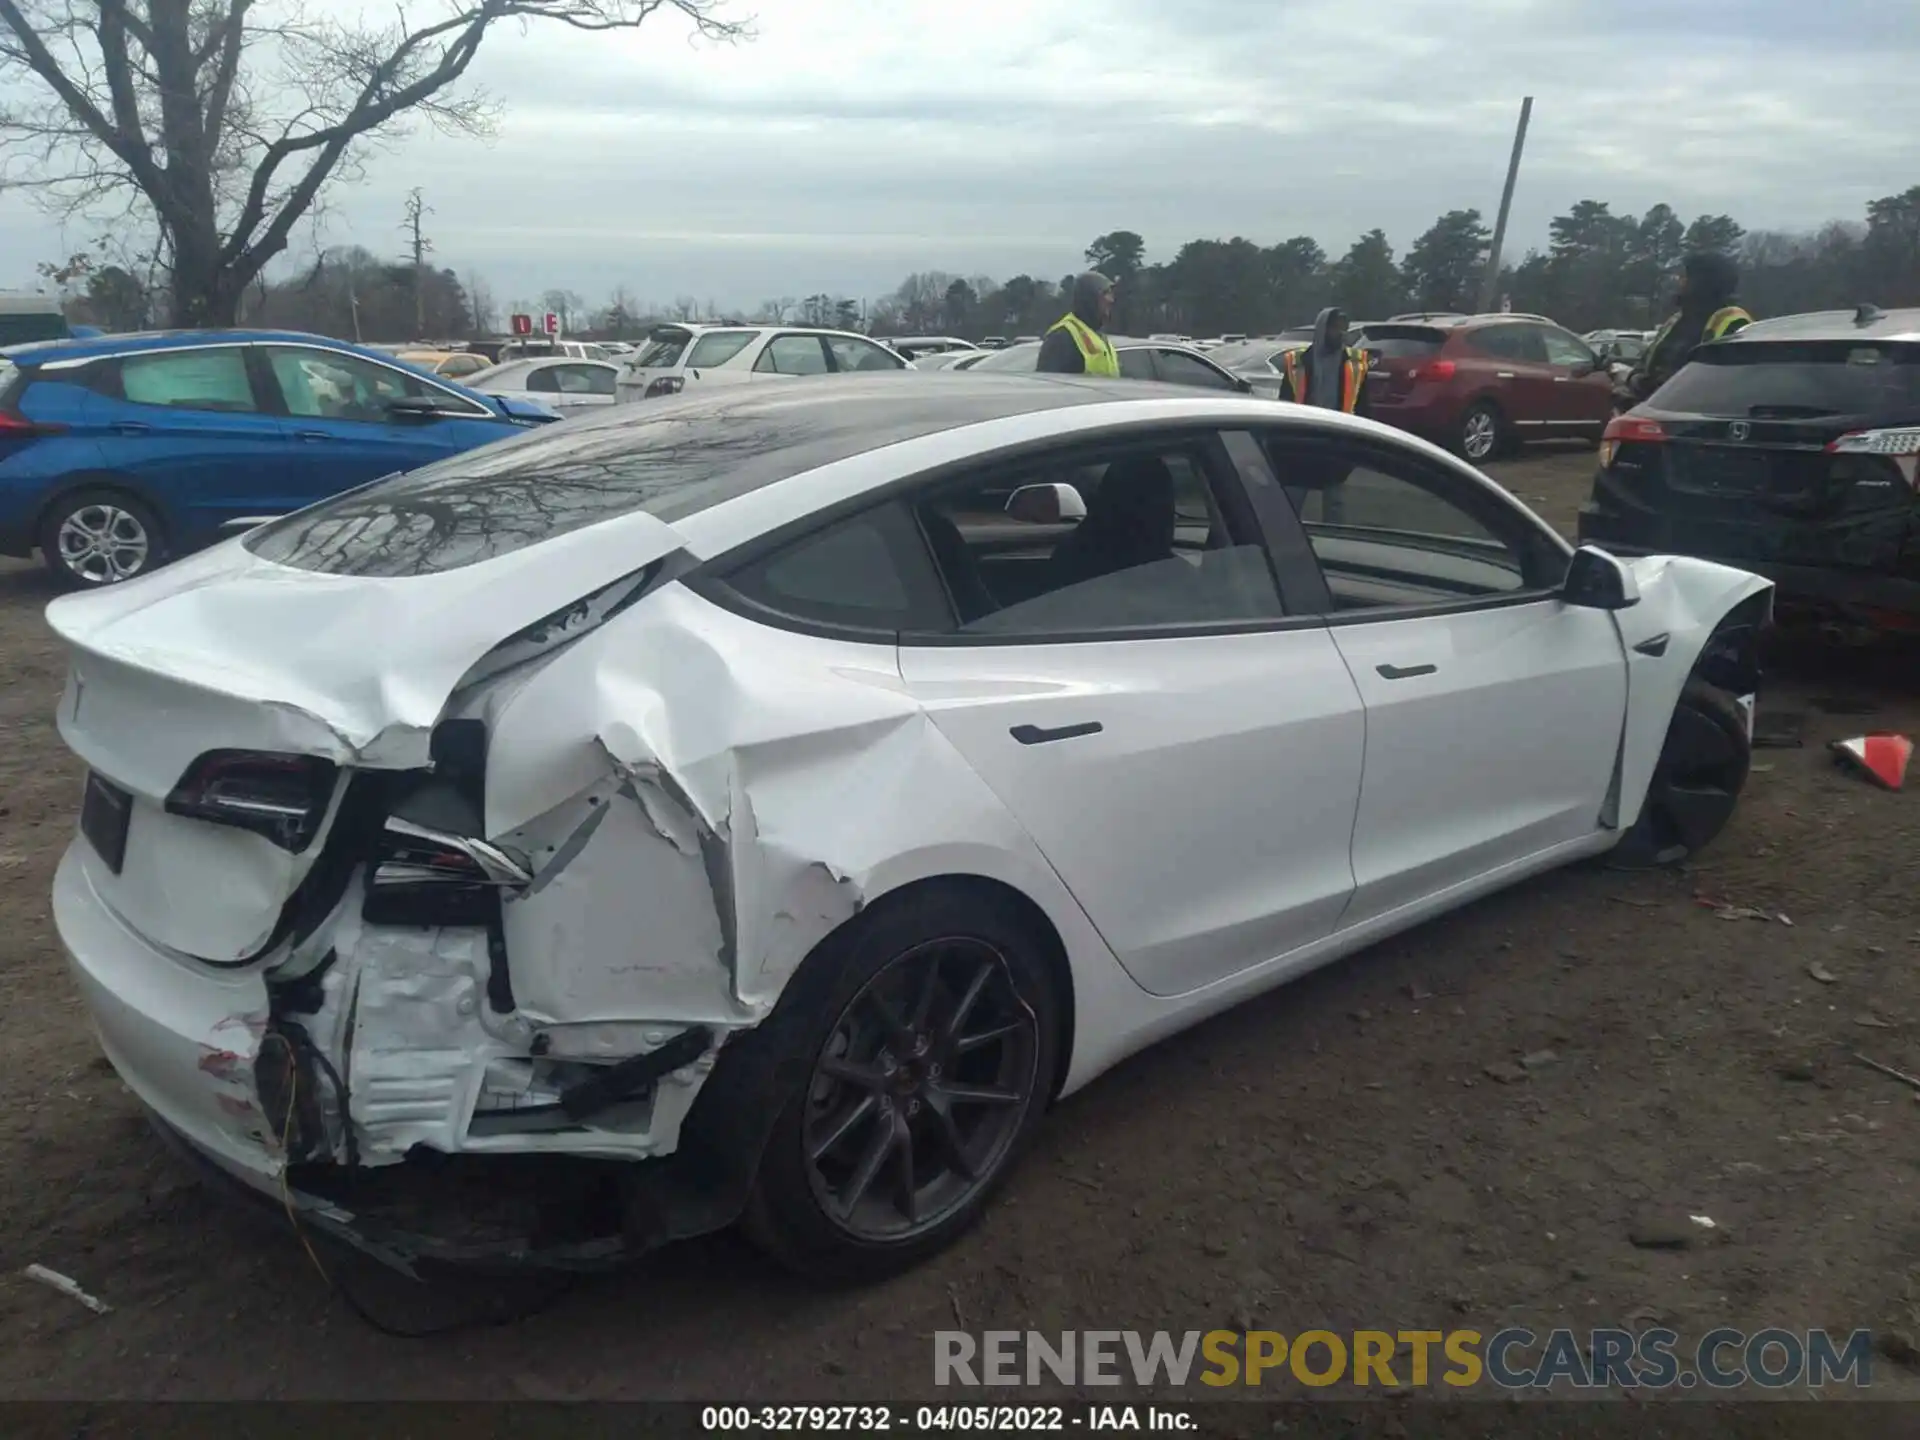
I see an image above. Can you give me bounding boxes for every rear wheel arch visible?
[32,471,175,551]
[782,873,1077,1098]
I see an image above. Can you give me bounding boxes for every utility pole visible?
[403,188,431,338]
[1477,96,1533,314]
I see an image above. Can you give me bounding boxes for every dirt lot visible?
[2,448,1919,1404]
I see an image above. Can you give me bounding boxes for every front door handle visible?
[1553,376,1572,383]
[1496,371,1516,379]
[109,421,150,435]
[1010,721,1103,746]
[1376,663,1438,680]
[294,429,330,443]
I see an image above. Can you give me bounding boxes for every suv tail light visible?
[645,376,685,398]
[1827,427,1920,488]
[165,751,337,852]
[1409,359,1456,381]
[1600,414,1667,467]
[0,410,64,438]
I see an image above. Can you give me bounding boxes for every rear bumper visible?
[52,841,284,1194]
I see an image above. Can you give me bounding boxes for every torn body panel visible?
[45,513,691,964]
[1608,555,1775,831]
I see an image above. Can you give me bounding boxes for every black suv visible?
[1579,306,1920,629]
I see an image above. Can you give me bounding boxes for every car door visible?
[1469,323,1558,437]
[96,344,292,537]
[894,427,1367,998]
[1537,324,1613,433]
[526,361,614,413]
[1258,426,1629,929]
[258,345,499,505]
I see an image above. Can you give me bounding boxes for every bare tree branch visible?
[0,0,748,323]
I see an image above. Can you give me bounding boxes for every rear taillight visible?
[645,376,685,398]
[1410,359,1456,381]
[1600,414,1667,467]
[0,410,63,437]
[1827,427,1920,488]
[165,750,337,852]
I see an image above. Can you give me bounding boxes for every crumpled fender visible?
[482,583,1097,1034]
[1609,554,1774,829]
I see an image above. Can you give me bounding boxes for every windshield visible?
[1650,341,1920,417]
[633,328,694,367]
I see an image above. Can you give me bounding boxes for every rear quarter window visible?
[1358,326,1446,359]
[634,331,693,367]
[1651,342,1920,416]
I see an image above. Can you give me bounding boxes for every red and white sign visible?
[543,311,560,335]
[509,312,533,335]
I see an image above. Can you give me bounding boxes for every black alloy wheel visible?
[803,938,1038,1241]
[742,886,1060,1281]
[1612,678,1751,869]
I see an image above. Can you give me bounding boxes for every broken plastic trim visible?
[381,816,533,888]
[558,1026,713,1123]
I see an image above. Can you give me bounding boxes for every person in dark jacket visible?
[1036,272,1119,375]
[1278,307,1371,416]
[1627,251,1753,401]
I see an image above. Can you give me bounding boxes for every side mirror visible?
[1006,482,1087,524]
[1232,376,1254,394]
[1563,544,1640,610]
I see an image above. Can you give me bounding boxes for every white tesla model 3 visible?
[47,373,1771,1279]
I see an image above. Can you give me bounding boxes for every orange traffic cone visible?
[1830,733,1913,791]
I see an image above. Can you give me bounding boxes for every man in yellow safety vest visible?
[1037,272,1120,376]
[1279,307,1371,415]
[1626,251,1754,402]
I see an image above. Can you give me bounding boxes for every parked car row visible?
[0,330,561,586]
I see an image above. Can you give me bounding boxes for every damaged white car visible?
[49,373,1772,1279]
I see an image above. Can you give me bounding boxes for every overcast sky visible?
[2,0,1917,310]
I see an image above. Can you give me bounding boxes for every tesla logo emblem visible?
[1729,421,1750,441]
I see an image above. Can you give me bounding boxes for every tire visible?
[1457,400,1506,464]
[39,488,167,589]
[742,884,1062,1283]
[1609,678,1751,870]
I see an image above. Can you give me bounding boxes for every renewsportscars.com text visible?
[934,1328,1873,1391]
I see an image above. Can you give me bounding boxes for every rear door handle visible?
[1553,376,1572,383]
[1376,663,1437,680]
[109,421,150,436]
[1496,371,1516,379]
[294,429,330,442]
[1010,721,1103,746]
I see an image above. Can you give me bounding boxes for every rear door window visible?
[1118,348,1156,380]
[1473,325,1546,363]
[118,348,259,412]
[755,335,832,375]
[826,335,907,372]
[1651,342,1920,416]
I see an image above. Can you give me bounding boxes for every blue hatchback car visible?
[0,330,559,586]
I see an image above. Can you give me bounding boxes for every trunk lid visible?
[48,509,689,961]
[1357,325,1448,400]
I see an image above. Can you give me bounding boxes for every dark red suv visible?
[1359,314,1615,463]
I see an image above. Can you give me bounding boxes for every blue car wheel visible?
[40,488,168,589]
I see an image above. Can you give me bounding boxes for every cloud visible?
[1,0,1915,309]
